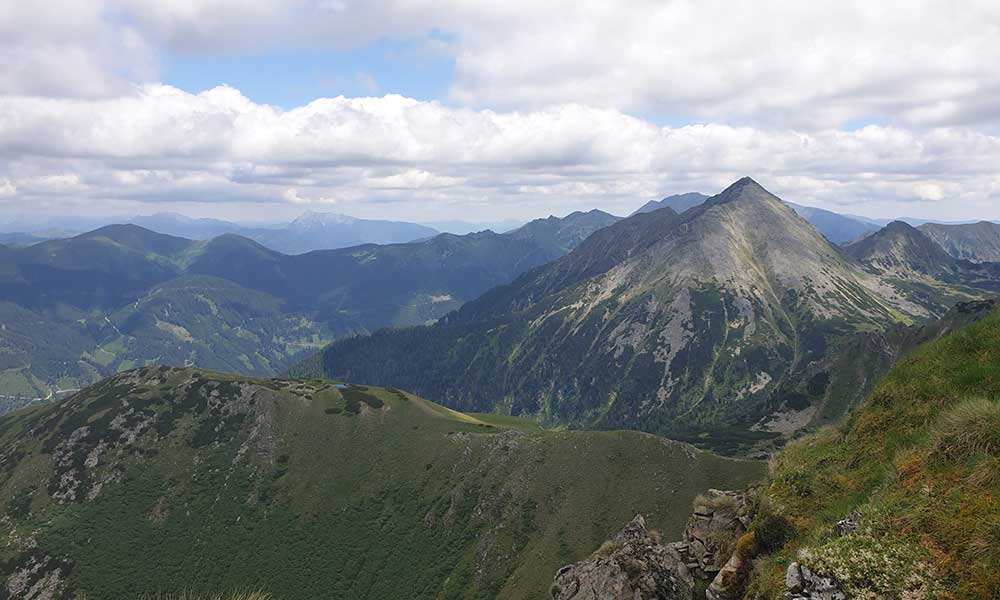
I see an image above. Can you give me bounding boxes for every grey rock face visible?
[784,562,847,600]
[551,515,695,600]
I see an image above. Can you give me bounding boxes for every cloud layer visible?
[2,85,998,221]
[1,1,998,221]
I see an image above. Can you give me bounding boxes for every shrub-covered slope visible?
[744,304,1000,599]
[0,367,762,599]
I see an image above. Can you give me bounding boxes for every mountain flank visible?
[845,220,1000,314]
[300,178,1000,449]
[918,220,1000,263]
[560,300,1000,599]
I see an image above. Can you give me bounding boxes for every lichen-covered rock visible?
[784,562,847,600]
[5,554,68,600]
[706,543,751,600]
[551,515,694,600]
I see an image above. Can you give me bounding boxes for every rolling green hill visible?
[299,179,1000,448]
[0,367,763,599]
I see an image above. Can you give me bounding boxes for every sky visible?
[1,0,999,225]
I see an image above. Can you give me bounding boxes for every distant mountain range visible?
[297,179,1000,449]
[917,220,1000,263]
[417,218,525,235]
[131,211,441,254]
[6,198,996,255]
[0,210,617,407]
[631,192,710,215]
[4,181,1000,431]
[3,181,999,600]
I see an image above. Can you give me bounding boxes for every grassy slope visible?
[746,307,1000,599]
[0,367,763,600]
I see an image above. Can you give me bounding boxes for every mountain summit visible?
[631,181,880,244]
[300,178,964,442]
[846,220,960,279]
[291,211,360,227]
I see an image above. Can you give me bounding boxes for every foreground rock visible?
[673,489,753,581]
[550,515,694,600]
[552,490,755,600]
[784,562,847,600]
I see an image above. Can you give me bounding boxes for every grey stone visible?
[783,561,847,600]
[550,515,694,600]
[785,562,804,593]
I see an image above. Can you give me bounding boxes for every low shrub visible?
[593,540,619,558]
[753,513,794,555]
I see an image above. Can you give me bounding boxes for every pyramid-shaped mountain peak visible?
[708,177,778,207]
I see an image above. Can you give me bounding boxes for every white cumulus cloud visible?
[1,1,999,221]
[0,85,998,221]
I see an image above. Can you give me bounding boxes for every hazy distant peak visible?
[845,218,958,280]
[144,211,192,221]
[292,211,360,227]
[631,191,709,216]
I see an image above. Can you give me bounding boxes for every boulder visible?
[784,562,847,600]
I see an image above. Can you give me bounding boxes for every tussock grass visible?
[929,397,1000,461]
[693,491,740,513]
[747,308,1000,599]
[593,540,619,558]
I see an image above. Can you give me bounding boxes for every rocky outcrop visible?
[784,562,847,600]
[552,490,756,600]
[551,515,694,600]
[671,489,754,581]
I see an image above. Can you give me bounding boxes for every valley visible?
[0,210,616,411]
